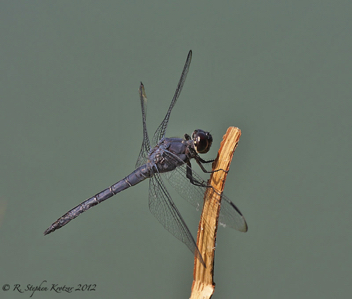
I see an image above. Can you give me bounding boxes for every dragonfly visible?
[44,50,247,266]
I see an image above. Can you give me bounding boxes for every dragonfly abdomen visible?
[44,165,152,235]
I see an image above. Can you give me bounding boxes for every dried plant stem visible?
[190,127,241,299]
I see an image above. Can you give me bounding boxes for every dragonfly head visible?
[192,129,213,154]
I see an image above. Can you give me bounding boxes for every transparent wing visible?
[135,83,151,168]
[161,151,248,232]
[152,50,193,147]
[148,171,205,267]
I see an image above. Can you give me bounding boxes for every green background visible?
[1,1,351,298]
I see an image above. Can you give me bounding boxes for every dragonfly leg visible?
[197,157,214,163]
[186,161,209,187]
[195,156,228,174]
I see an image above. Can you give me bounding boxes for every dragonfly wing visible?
[152,50,192,146]
[160,151,248,232]
[148,171,205,266]
[135,82,150,168]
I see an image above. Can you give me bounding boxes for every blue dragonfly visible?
[44,50,247,266]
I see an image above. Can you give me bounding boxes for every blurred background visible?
[1,1,351,298]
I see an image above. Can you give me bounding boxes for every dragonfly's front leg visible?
[194,155,228,174]
[197,156,214,164]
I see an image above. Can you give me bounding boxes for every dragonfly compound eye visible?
[193,130,213,154]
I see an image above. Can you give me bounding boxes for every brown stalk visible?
[190,127,241,299]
